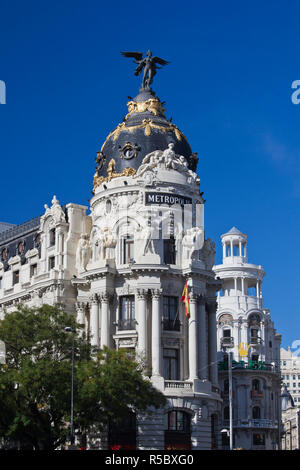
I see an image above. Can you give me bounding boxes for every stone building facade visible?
[213,227,282,450]
[0,83,223,449]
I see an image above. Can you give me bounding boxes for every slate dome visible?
[93,88,198,188]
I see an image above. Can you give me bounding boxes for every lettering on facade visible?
[145,192,192,207]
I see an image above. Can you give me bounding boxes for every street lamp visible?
[65,327,75,448]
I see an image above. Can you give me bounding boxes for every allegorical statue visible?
[121,50,169,90]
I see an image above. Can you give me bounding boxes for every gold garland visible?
[93,159,136,189]
[100,119,186,151]
[125,98,166,120]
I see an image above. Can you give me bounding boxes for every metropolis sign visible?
[145,192,192,206]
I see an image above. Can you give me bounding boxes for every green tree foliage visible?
[0,304,166,449]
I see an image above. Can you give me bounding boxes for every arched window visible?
[164,410,191,450]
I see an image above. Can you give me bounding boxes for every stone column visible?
[230,239,233,257]
[188,291,198,381]
[137,289,147,358]
[199,295,208,380]
[90,294,99,347]
[100,292,110,348]
[207,300,218,385]
[222,242,226,259]
[151,289,162,377]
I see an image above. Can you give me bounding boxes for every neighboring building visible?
[280,347,300,406]
[213,227,282,450]
[281,384,300,450]
[0,75,223,449]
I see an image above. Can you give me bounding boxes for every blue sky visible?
[0,0,299,349]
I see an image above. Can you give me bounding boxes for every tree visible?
[0,304,166,450]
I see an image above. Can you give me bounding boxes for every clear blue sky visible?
[0,0,299,349]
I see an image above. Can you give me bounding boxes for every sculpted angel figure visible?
[121,50,169,90]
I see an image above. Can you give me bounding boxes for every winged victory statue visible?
[121,50,169,90]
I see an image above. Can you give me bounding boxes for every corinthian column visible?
[188,291,198,381]
[151,289,162,376]
[199,295,208,380]
[90,294,99,347]
[137,289,147,358]
[100,292,110,349]
[207,299,218,385]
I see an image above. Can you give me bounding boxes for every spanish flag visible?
[181,281,190,319]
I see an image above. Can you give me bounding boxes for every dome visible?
[93,88,197,189]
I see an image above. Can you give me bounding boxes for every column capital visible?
[76,301,86,310]
[90,293,99,304]
[136,288,148,300]
[151,288,162,300]
[99,291,111,302]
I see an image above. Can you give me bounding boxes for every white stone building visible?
[213,227,282,450]
[281,384,300,450]
[280,347,300,406]
[0,83,223,449]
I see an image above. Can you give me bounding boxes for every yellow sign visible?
[237,342,250,357]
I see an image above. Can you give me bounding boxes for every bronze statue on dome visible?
[121,50,169,90]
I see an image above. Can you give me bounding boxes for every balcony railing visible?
[118,318,136,330]
[165,380,193,390]
[223,419,277,429]
[221,336,234,348]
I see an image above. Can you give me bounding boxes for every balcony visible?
[251,390,264,398]
[165,380,193,391]
[118,319,136,331]
[221,336,234,348]
[223,419,277,429]
[249,337,261,346]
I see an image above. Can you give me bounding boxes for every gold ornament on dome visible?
[93,158,136,190]
[100,119,187,151]
[125,98,166,120]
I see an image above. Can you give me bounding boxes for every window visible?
[119,296,135,330]
[17,241,24,255]
[252,406,261,419]
[163,349,179,380]
[163,236,176,264]
[164,411,191,450]
[163,296,180,331]
[49,228,56,247]
[49,256,55,270]
[30,264,37,277]
[0,277,2,289]
[253,433,265,446]
[252,379,260,391]
[13,270,19,285]
[1,248,7,261]
[123,236,134,264]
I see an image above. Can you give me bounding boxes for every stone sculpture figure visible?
[76,234,91,272]
[182,227,204,262]
[102,227,116,259]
